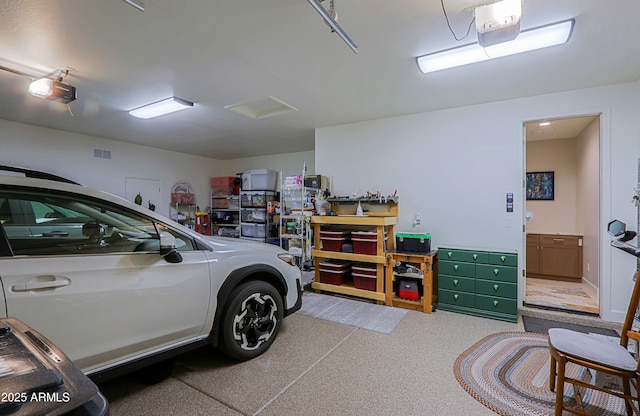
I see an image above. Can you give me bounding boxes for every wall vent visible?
[93,148,112,160]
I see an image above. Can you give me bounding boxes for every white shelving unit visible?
[279,167,316,270]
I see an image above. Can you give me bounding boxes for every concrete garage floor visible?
[98,295,523,416]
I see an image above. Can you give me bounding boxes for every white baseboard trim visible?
[582,277,599,298]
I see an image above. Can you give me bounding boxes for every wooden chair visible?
[549,269,640,416]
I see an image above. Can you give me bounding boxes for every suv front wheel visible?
[219,281,284,361]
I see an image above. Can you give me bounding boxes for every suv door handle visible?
[42,231,70,237]
[12,276,70,292]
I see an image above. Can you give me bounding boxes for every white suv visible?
[0,166,302,381]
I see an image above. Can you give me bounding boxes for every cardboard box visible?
[304,175,329,190]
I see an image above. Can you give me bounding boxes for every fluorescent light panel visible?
[306,0,358,54]
[417,19,574,74]
[122,0,144,12]
[129,97,193,119]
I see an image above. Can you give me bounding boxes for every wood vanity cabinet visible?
[526,233,583,280]
[526,234,540,274]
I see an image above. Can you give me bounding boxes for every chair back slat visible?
[620,270,640,352]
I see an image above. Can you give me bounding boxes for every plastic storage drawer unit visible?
[241,223,266,238]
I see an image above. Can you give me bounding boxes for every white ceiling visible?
[525,115,598,142]
[0,0,639,160]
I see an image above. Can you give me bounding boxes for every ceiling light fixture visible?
[307,0,358,54]
[416,19,574,74]
[28,78,77,104]
[0,64,77,106]
[26,68,76,104]
[129,97,194,119]
[475,0,522,47]
[122,0,144,12]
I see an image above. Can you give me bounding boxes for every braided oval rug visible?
[454,332,626,416]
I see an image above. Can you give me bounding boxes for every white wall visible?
[216,151,316,190]
[315,81,640,323]
[526,138,578,233]
[576,118,601,289]
[0,119,314,215]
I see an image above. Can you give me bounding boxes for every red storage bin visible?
[320,230,351,252]
[352,264,376,277]
[321,238,349,252]
[352,263,376,290]
[212,186,235,196]
[351,231,387,255]
[210,176,236,187]
[319,259,352,271]
[319,260,351,286]
[213,199,229,208]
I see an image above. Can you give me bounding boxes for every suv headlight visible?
[277,253,297,267]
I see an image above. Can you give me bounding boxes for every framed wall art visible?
[526,171,554,200]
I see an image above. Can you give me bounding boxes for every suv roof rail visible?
[0,165,81,185]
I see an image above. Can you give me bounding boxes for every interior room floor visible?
[98,292,523,416]
[525,277,599,315]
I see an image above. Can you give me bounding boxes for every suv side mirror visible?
[160,231,183,263]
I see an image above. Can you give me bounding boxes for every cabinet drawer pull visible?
[494,284,499,291]
[454,294,459,300]
[494,268,499,275]
[500,255,506,262]
[493,300,499,306]
[473,254,478,260]
[447,251,452,258]
[454,264,459,271]
[553,238,564,242]
[453,279,459,286]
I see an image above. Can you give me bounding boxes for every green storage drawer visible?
[438,261,476,277]
[437,246,518,323]
[475,279,517,298]
[476,264,518,283]
[439,275,475,293]
[439,248,488,263]
[488,252,517,267]
[438,289,475,307]
[475,294,517,315]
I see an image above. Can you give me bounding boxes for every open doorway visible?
[523,114,601,315]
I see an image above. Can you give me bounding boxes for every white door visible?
[125,177,162,214]
[0,188,211,373]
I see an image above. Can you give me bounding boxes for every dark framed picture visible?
[526,171,554,200]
